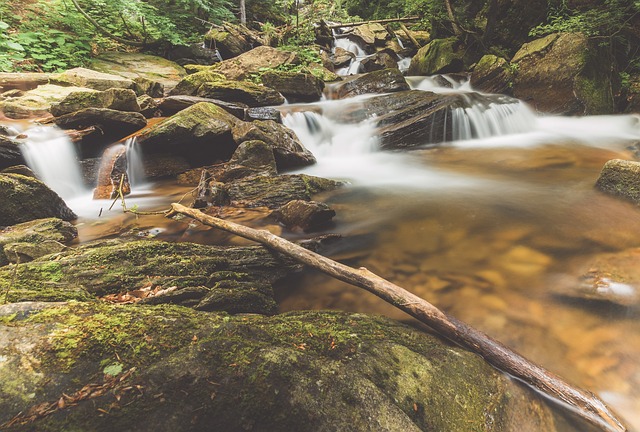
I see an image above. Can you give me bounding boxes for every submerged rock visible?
[595,159,640,204]
[0,304,558,431]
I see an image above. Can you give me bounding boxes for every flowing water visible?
[7,75,640,430]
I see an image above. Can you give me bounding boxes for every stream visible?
[6,74,640,430]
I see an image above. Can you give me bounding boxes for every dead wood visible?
[327,16,420,29]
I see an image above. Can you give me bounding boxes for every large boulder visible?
[168,69,226,96]
[49,88,140,117]
[260,70,325,103]
[595,159,640,204]
[470,55,514,95]
[0,303,558,431]
[204,23,263,60]
[136,102,239,165]
[157,95,247,119]
[0,72,51,92]
[0,174,76,226]
[512,32,615,115]
[213,46,299,81]
[408,37,468,75]
[49,67,135,91]
[0,217,77,266]
[331,68,409,99]
[360,50,400,73]
[232,120,316,169]
[196,80,285,107]
[0,84,95,119]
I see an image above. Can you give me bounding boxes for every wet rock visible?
[0,136,25,170]
[0,304,558,432]
[232,120,315,170]
[136,102,239,166]
[360,49,400,73]
[92,144,131,200]
[0,217,77,266]
[0,72,51,91]
[245,107,282,123]
[196,80,285,107]
[408,37,468,75]
[350,23,391,48]
[512,32,614,115]
[260,70,324,103]
[168,69,226,96]
[193,170,231,208]
[470,55,514,95]
[204,23,263,59]
[49,88,141,117]
[331,68,409,99]
[138,153,191,180]
[0,174,76,226]
[595,159,640,204]
[157,95,247,119]
[1,164,35,178]
[53,108,147,136]
[49,67,136,91]
[213,46,299,81]
[272,200,336,232]
[330,47,355,69]
[229,140,278,174]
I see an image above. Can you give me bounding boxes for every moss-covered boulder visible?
[0,84,95,119]
[0,217,77,266]
[470,55,514,95]
[49,88,140,117]
[136,102,239,165]
[232,120,316,169]
[196,80,285,107]
[0,174,76,227]
[595,159,640,204]
[157,95,247,119]
[0,72,51,92]
[260,70,325,103]
[0,304,558,431]
[407,37,467,75]
[331,68,409,99]
[213,46,299,81]
[168,69,226,96]
[49,67,135,91]
[512,32,615,115]
[204,23,262,59]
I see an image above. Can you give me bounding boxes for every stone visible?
[330,47,355,69]
[232,120,316,170]
[0,174,77,226]
[245,107,282,123]
[0,84,95,119]
[49,88,140,117]
[272,199,336,232]
[157,95,247,119]
[137,94,160,118]
[169,43,223,66]
[330,68,409,99]
[470,55,514,95]
[360,50,400,73]
[213,46,299,81]
[168,69,226,96]
[408,37,468,75]
[49,67,135,91]
[229,140,278,174]
[351,23,391,47]
[0,72,51,91]
[595,159,640,204]
[260,70,325,103]
[0,136,25,170]
[0,217,77,266]
[133,77,164,98]
[53,108,147,136]
[204,23,263,59]
[512,32,615,115]
[193,170,231,208]
[1,164,35,178]
[92,144,131,200]
[196,80,285,107]
[4,240,68,264]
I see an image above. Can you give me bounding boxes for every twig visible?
[166,202,628,432]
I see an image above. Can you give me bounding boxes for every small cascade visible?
[19,126,86,199]
[124,136,145,187]
[407,75,473,93]
[451,98,537,141]
[332,32,369,76]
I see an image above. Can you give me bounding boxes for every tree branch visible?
[167,202,628,432]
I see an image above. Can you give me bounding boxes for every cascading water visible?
[124,136,146,187]
[19,126,87,199]
[450,98,537,141]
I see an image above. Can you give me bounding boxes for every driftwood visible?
[399,22,422,48]
[167,203,627,432]
[328,16,420,29]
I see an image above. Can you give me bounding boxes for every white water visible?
[19,126,87,199]
[124,136,146,187]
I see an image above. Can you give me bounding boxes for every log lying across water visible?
[167,203,628,432]
[327,16,420,29]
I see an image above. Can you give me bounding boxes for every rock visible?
[204,23,263,59]
[168,69,226,96]
[0,84,95,119]
[245,106,282,122]
[157,95,247,119]
[470,55,514,95]
[260,70,325,103]
[49,88,141,117]
[213,46,299,81]
[232,120,315,170]
[360,49,400,73]
[330,47,356,69]
[0,72,51,91]
[88,52,187,94]
[397,30,431,49]
[0,217,77,266]
[229,140,278,174]
[4,240,68,265]
[351,23,391,47]
[0,174,76,226]
[595,159,640,204]
[132,77,164,98]
[49,67,136,91]
[408,37,468,75]
[0,304,558,431]
[196,80,285,107]
[136,102,239,166]
[331,68,409,99]
[53,108,147,136]
[193,170,231,208]
[169,43,223,66]
[1,164,35,178]
[272,200,336,232]
[137,153,191,180]
[0,238,299,307]
[224,174,341,209]
[0,136,25,170]
[136,94,160,118]
[512,32,615,115]
[92,144,131,200]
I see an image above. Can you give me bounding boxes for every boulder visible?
[470,55,514,95]
[92,144,131,200]
[232,120,316,169]
[213,46,299,81]
[330,68,409,99]
[132,77,164,98]
[350,23,391,48]
[136,102,239,166]
[272,199,336,232]
[53,108,147,136]
[595,159,640,204]
[229,140,278,175]
[330,47,355,69]
[0,304,558,432]
[136,94,160,118]
[0,72,51,91]
[0,174,76,226]
[158,95,247,119]
[4,240,68,265]
[49,88,140,117]
[0,136,25,170]
[0,84,95,119]
[196,80,285,107]
[245,106,282,122]
[204,23,263,59]
[168,69,226,96]
[88,52,187,94]
[169,43,223,66]
[512,32,614,115]
[193,171,231,208]
[408,37,467,75]
[0,217,77,266]
[360,50,400,73]
[1,164,35,178]
[49,67,136,91]
[260,70,325,103]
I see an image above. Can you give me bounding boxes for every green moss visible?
[170,69,226,96]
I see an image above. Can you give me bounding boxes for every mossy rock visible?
[0,304,558,431]
[470,55,514,95]
[595,159,640,204]
[407,37,467,75]
[196,80,285,107]
[204,23,258,59]
[168,69,226,96]
[260,70,324,103]
[332,68,409,99]
[0,84,96,119]
[0,174,76,227]
[0,136,25,170]
[49,67,135,92]
[49,88,141,117]
[212,46,299,81]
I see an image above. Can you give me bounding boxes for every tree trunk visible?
[444,0,463,36]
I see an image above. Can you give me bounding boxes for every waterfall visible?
[333,34,369,76]
[124,136,146,187]
[451,99,537,141]
[19,126,86,199]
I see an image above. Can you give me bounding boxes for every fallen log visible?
[328,16,420,29]
[167,202,628,432]
[399,22,422,48]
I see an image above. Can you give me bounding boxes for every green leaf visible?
[5,41,24,51]
[0,21,9,30]
[103,362,124,376]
